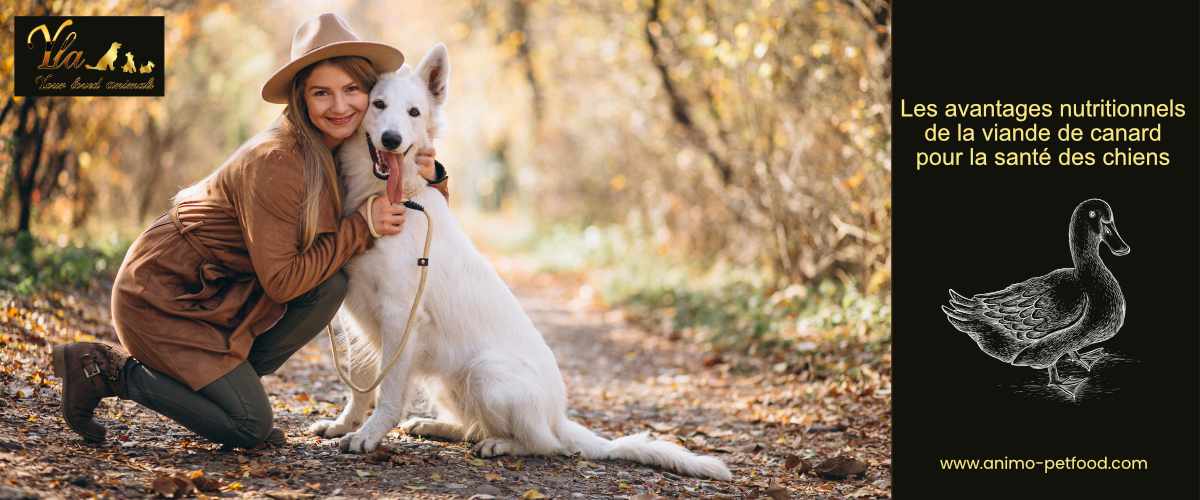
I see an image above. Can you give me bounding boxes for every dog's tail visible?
[558,418,732,480]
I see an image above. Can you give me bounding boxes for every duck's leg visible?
[1074,348,1106,371]
[1045,363,1085,399]
[1066,351,1091,372]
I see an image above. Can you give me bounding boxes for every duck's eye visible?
[409,107,420,117]
[373,99,387,110]
[1088,210,1096,218]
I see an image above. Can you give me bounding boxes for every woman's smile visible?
[324,112,357,127]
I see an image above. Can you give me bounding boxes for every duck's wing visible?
[962,268,1087,341]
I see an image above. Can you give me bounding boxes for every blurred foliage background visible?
[2,0,890,359]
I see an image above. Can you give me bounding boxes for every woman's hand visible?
[415,147,437,182]
[358,195,406,236]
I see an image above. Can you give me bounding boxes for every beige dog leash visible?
[325,200,433,394]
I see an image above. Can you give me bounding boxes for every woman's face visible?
[303,62,368,149]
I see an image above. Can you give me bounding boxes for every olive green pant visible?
[120,270,348,448]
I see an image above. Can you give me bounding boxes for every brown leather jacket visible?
[111,142,448,390]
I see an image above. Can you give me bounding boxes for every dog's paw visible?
[472,438,517,458]
[309,419,356,438]
[400,418,438,437]
[339,430,381,454]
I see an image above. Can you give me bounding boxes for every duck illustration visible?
[942,198,1129,398]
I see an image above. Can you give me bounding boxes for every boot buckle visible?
[83,363,102,378]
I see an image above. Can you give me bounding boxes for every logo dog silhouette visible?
[121,52,137,73]
[85,42,121,71]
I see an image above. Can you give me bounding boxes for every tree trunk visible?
[11,97,40,235]
[137,114,167,222]
[509,0,544,131]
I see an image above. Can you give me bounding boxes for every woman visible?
[50,13,449,449]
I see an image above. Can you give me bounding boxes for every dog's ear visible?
[416,43,450,106]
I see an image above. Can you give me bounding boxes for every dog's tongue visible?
[384,152,404,204]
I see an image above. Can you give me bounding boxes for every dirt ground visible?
[0,254,892,499]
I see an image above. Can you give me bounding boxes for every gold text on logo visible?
[25,18,154,73]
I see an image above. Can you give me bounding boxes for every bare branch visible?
[643,0,734,185]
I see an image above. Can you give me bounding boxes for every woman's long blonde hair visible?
[174,56,378,252]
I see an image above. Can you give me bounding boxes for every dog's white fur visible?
[308,44,731,481]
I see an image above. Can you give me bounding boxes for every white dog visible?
[308,44,731,481]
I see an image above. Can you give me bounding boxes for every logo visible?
[14,16,164,97]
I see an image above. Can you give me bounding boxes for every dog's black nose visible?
[381,131,402,150]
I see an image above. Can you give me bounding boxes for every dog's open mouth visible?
[367,133,415,203]
[368,137,415,180]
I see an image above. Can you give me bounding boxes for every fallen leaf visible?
[174,477,196,496]
[150,476,178,498]
[521,488,547,499]
[192,475,221,493]
[815,456,868,480]
[484,472,502,481]
[784,454,814,475]
[149,475,196,498]
[765,483,790,499]
[784,455,800,469]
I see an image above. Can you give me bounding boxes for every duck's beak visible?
[1101,219,1130,256]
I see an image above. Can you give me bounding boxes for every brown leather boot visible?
[51,342,130,443]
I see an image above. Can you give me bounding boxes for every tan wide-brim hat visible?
[261,13,404,104]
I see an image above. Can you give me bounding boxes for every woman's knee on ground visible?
[221,401,274,448]
[199,363,276,448]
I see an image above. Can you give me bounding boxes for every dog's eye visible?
[373,99,387,110]
[409,107,420,117]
